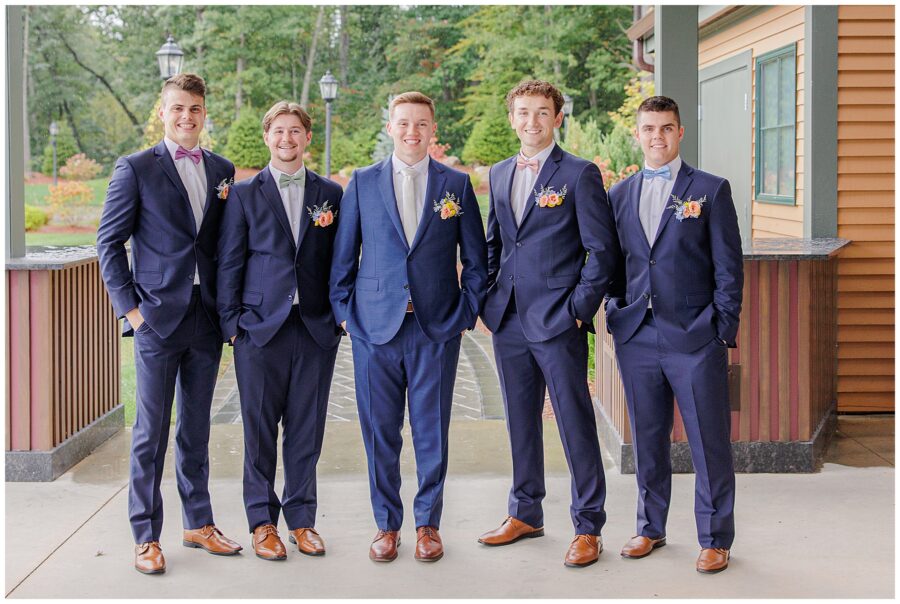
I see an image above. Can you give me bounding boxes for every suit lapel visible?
[377,158,409,251]
[518,144,562,228]
[627,175,650,250]
[494,156,519,235]
[409,159,446,254]
[259,167,295,245]
[295,167,319,253]
[652,162,694,246]
[154,141,196,236]
[201,149,217,217]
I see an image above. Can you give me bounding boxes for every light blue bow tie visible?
[279,171,305,189]
[642,166,672,181]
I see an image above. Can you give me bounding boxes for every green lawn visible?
[25,178,109,207]
[26,231,97,246]
[476,193,489,225]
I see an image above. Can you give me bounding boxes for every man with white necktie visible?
[217,101,344,561]
[329,92,487,563]
[478,80,621,568]
[97,73,242,574]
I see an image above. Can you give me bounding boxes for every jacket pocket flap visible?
[242,290,263,306]
[546,274,579,289]
[356,276,379,292]
[133,270,162,285]
[685,292,713,307]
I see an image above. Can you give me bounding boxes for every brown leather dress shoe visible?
[697,547,730,573]
[183,525,243,555]
[369,530,401,562]
[415,526,443,562]
[620,535,666,559]
[135,541,166,575]
[252,524,287,561]
[477,516,544,546]
[564,534,602,568]
[288,528,325,556]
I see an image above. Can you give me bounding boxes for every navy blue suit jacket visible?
[97,140,235,339]
[217,166,344,349]
[329,157,488,345]
[481,145,621,342]
[605,162,744,353]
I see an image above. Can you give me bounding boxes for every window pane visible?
[779,55,795,125]
[761,128,779,195]
[778,126,795,196]
[761,60,779,128]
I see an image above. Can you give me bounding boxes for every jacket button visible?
[650,260,656,265]
[652,294,658,299]
[643,293,649,299]
[403,284,409,290]
[516,242,522,247]
[508,275,513,280]
[288,294,293,300]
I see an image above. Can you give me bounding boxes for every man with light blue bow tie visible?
[605,96,743,574]
[218,101,344,561]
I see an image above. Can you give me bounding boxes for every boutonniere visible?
[307,201,336,227]
[534,184,567,208]
[668,194,707,221]
[433,192,463,219]
[215,177,233,200]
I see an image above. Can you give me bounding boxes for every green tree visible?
[223,109,268,168]
[461,106,518,166]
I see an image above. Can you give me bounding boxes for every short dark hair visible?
[161,73,206,106]
[636,95,681,126]
[506,80,565,116]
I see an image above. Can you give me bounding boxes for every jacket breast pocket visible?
[242,291,263,306]
[356,276,379,292]
[685,292,713,307]
[133,270,162,285]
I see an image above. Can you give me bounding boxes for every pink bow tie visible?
[175,146,202,165]
[516,156,539,173]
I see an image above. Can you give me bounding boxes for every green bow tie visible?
[278,170,305,189]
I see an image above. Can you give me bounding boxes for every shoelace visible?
[256,525,278,541]
[374,529,392,541]
[419,527,436,539]
[138,541,161,553]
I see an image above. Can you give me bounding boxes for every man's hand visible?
[126,307,144,330]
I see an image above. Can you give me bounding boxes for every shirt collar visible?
[520,142,556,166]
[164,137,201,159]
[268,163,305,183]
[392,153,430,176]
[643,155,682,179]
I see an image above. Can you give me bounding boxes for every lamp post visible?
[49,121,59,186]
[318,70,339,178]
[562,94,574,142]
[156,35,184,80]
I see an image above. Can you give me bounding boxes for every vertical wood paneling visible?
[8,271,31,450]
[739,268,752,441]
[789,261,800,440]
[778,262,791,441]
[29,272,53,450]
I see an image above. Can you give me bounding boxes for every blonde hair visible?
[262,101,312,133]
[389,91,435,119]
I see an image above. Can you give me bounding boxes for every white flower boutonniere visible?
[433,192,463,219]
[534,184,567,208]
[668,194,707,222]
[307,201,336,227]
[216,178,234,200]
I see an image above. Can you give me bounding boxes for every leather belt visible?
[406,301,414,313]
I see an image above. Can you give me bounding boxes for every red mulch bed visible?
[33,225,96,233]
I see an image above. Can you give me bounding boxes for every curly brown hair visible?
[505,80,565,115]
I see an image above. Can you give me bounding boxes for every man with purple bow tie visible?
[97,74,242,574]
[478,80,621,568]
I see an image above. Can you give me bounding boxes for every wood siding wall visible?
[699,5,806,240]
[836,5,895,412]
[596,257,840,444]
[6,261,120,451]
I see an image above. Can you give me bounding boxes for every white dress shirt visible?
[639,155,681,309]
[510,142,556,225]
[391,153,430,234]
[268,163,306,306]
[164,137,207,285]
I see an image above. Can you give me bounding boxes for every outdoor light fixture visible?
[319,70,339,178]
[156,35,184,80]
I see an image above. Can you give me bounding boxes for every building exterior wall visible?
[835,4,895,412]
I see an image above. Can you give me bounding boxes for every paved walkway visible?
[210,329,505,424]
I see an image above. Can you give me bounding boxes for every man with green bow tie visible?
[217,101,344,561]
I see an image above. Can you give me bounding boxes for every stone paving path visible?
[210,330,504,424]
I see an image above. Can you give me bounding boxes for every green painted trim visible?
[754,43,797,206]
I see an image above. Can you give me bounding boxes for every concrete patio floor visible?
[5,414,894,599]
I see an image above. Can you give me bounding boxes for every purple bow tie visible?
[175,146,202,165]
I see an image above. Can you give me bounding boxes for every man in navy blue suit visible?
[97,74,242,574]
[605,96,743,574]
[217,101,343,561]
[477,80,621,568]
[330,92,487,563]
